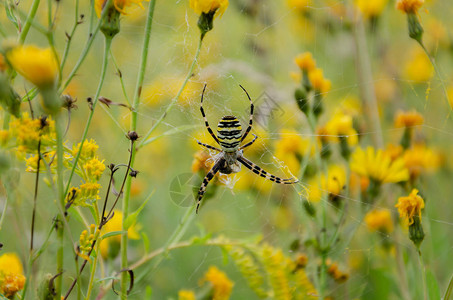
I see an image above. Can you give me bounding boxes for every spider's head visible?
[217,116,242,152]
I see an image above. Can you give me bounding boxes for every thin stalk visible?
[110,52,132,106]
[419,43,452,111]
[394,237,412,300]
[139,34,203,148]
[352,14,383,148]
[63,36,112,199]
[60,0,81,78]
[59,0,114,92]
[55,112,66,298]
[418,252,427,300]
[130,239,241,271]
[120,1,156,297]
[307,109,328,299]
[19,0,40,43]
[30,139,42,252]
[85,241,101,299]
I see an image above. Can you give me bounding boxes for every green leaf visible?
[191,233,212,245]
[4,0,19,30]
[221,247,229,265]
[444,273,453,300]
[426,270,441,300]
[123,190,154,230]
[141,231,150,253]
[140,124,200,147]
[101,230,126,240]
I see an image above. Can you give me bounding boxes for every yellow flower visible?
[190,0,229,17]
[72,139,99,160]
[403,48,433,83]
[364,209,394,233]
[396,0,424,14]
[350,147,409,183]
[0,253,26,298]
[201,266,233,300]
[308,165,346,202]
[0,130,9,146]
[100,210,141,259]
[84,157,106,181]
[294,52,316,72]
[394,110,424,128]
[287,0,311,11]
[355,0,389,18]
[9,113,56,153]
[403,144,441,178]
[395,189,424,225]
[308,68,331,93]
[178,290,196,300]
[25,151,56,173]
[7,45,58,88]
[326,260,349,283]
[274,129,313,175]
[324,111,359,146]
[95,0,148,17]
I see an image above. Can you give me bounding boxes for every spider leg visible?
[200,84,220,145]
[196,140,221,152]
[196,158,225,213]
[238,156,299,184]
[239,134,258,151]
[239,85,254,142]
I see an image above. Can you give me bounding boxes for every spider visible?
[195,84,299,213]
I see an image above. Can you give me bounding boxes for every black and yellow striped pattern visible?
[217,116,243,152]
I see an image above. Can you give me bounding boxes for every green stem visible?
[59,0,81,79]
[352,14,383,148]
[19,0,41,43]
[120,1,156,297]
[419,42,452,111]
[59,0,112,93]
[418,251,428,300]
[85,240,101,299]
[55,111,66,298]
[63,36,112,200]
[138,34,204,148]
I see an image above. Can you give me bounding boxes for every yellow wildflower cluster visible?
[324,111,359,146]
[190,0,229,17]
[78,224,97,261]
[350,146,409,184]
[192,150,214,173]
[308,68,331,94]
[260,244,317,299]
[394,110,424,128]
[396,0,424,14]
[403,144,441,179]
[326,260,349,283]
[294,52,316,72]
[274,129,314,174]
[308,164,346,202]
[25,151,56,173]
[0,253,26,298]
[403,48,433,83]
[287,0,311,12]
[7,45,58,88]
[9,113,56,154]
[178,290,196,300]
[364,209,394,233]
[395,189,424,225]
[84,157,106,181]
[201,266,234,300]
[71,139,99,159]
[95,0,149,17]
[355,0,389,18]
